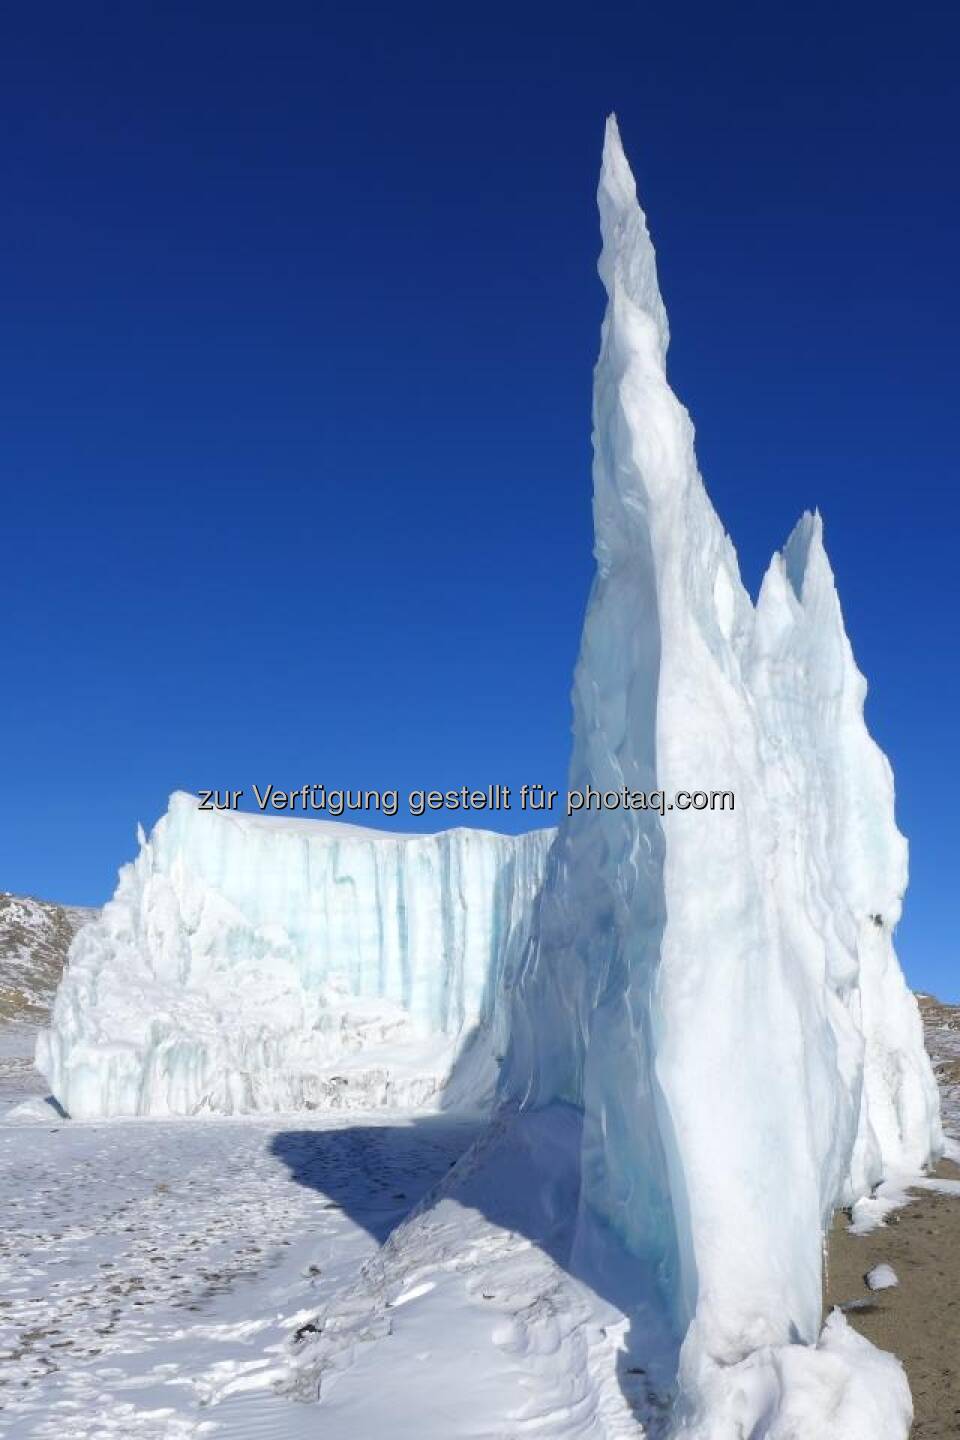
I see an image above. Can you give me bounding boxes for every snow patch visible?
[865,1264,899,1291]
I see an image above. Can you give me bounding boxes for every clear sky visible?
[2,3,957,999]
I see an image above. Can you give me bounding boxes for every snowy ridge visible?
[37,794,552,1118]
[498,116,940,1438]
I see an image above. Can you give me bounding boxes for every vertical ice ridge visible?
[598,113,670,370]
[502,116,940,1439]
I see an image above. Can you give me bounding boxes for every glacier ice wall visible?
[500,116,941,1437]
[38,793,552,1118]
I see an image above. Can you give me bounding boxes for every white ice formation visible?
[498,116,941,1437]
[37,793,551,1118]
[36,112,943,1440]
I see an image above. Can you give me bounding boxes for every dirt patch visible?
[826,992,960,1439]
[826,1156,960,1437]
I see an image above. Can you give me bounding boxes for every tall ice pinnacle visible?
[501,115,940,1438]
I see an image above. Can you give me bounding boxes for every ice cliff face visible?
[37,794,551,1118]
[499,116,941,1437]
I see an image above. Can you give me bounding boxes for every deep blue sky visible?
[2,3,956,998]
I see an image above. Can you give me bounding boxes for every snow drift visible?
[498,116,941,1437]
[37,793,551,1118]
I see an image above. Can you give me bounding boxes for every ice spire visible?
[597,113,670,367]
[502,117,939,1437]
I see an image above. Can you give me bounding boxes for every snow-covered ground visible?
[0,1057,658,1440]
[0,1109,473,1436]
[4,1006,955,1440]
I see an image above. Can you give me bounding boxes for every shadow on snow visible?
[269,1099,680,1434]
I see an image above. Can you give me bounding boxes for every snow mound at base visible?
[674,1308,912,1440]
[37,796,552,1118]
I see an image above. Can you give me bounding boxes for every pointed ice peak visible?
[754,510,841,657]
[597,114,669,364]
[599,113,637,216]
[783,509,832,604]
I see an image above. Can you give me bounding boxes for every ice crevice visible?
[36,113,943,1440]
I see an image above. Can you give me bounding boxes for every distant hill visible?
[918,992,960,1134]
[0,893,99,1022]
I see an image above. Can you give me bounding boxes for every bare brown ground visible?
[826,994,960,1438]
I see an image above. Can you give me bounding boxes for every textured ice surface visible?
[37,794,551,1118]
[499,116,940,1437]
